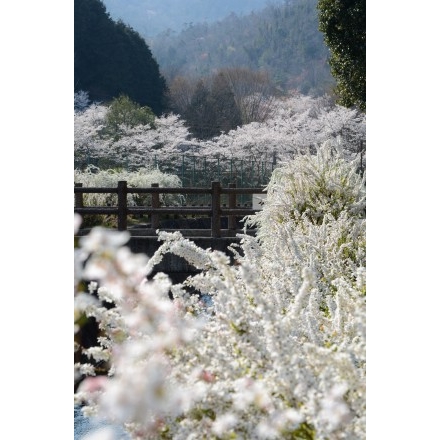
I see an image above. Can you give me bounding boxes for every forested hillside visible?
[149,0,334,95]
[74,0,167,114]
[101,0,277,37]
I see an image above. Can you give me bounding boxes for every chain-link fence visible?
[75,154,277,205]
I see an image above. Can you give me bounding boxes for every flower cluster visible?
[74,167,184,208]
[74,142,366,439]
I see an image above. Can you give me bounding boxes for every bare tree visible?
[220,67,277,124]
[167,76,199,115]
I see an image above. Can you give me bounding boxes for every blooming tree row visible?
[74,92,366,175]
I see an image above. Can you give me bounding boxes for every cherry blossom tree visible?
[74,92,365,179]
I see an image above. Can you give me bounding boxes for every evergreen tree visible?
[317,0,366,112]
[74,0,168,115]
[184,80,214,140]
[209,72,242,135]
[183,75,242,139]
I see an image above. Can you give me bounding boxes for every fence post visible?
[211,181,221,238]
[74,183,83,208]
[217,157,221,182]
[151,183,160,230]
[228,182,237,230]
[181,155,185,186]
[117,180,128,231]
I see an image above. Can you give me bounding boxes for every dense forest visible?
[74,0,167,114]
[102,0,277,37]
[149,0,335,96]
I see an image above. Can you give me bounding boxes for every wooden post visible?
[117,180,128,231]
[151,183,160,230]
[211,181,221,238]
[74,183,83,208]
[228,182,237,230]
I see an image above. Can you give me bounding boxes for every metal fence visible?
[75,154,276,186]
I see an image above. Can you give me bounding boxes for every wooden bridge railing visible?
[74,181,266,238]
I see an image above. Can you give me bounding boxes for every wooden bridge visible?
[74,181,267,282]
[74,180,266,237]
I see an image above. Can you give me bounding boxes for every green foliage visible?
[101,95,156,140]
[188,407,216,421]
[283,422,315,439]
[317,0,366,111]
